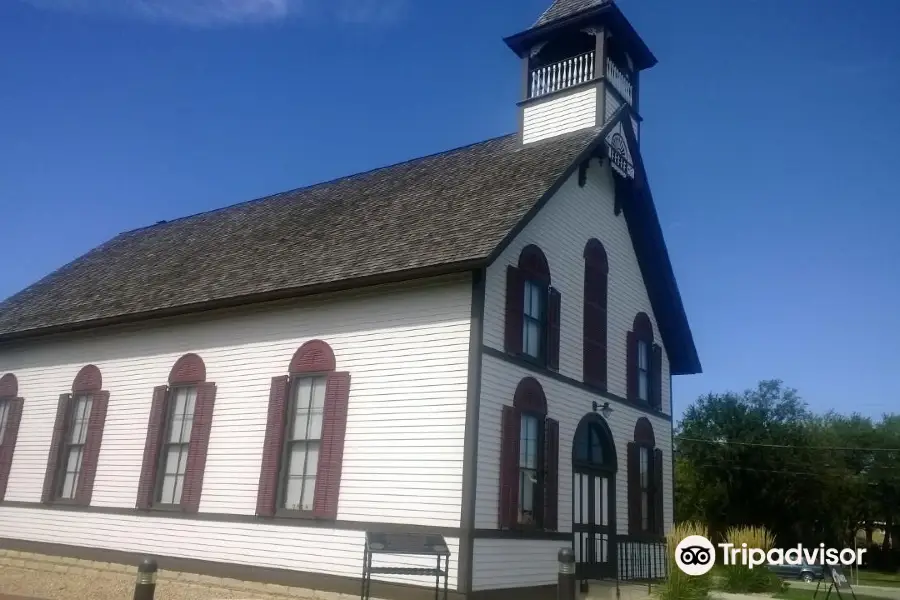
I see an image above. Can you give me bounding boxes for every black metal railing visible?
[617,536,668,582]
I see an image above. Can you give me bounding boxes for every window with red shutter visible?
[0,373,24,501]
[627,313,654,404]
[135,354,216,513]
[498,377,559,531]
[507,245,559,370]
[256,340,350,520]
[583,240,609,389]
[628,418,663,537]
[41,365,109,506]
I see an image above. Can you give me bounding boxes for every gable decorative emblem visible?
[605,122,634,179]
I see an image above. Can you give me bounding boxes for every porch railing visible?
[529,51,595,99]
[617,536,668,582]
[606,58,633,105]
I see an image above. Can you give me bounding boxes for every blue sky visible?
[1,0,898,420]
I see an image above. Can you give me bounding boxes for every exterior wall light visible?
[592,401,613,419]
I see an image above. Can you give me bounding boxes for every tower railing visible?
[605,58,633,105]
[529,51,595,99]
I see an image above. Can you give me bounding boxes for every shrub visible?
[656,521,711,600]
[720,525,782,593]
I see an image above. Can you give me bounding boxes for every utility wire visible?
[675,436,900,453]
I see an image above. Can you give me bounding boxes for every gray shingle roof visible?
[0,128,602,339]
[534,0,609,27]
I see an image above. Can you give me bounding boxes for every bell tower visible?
[504,0,656,145]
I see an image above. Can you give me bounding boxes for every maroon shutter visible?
[651,344,663,410]
[182,382,217,513]
[0,398,25,501]
[313,372,350,519]
[75,391,109,506]
[583,266,608,389]
[257,376,290,517]
[547,288,561,371]
[627,442,640,534]
[542,418,559,531]
[504,265,524,354]
[626,331,637,401]
[41,394,71,503]
[653,448,665,535]
[498,404,520,529]
[136,385,169,510]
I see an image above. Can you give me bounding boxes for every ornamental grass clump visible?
[656,521,711,600]
[720,525,782,593]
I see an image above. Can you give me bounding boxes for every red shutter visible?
[547,288,561,371]
[626,331,637,401]
[0,398,25,501]
[627,442,640,534]
[651,344,663,410]
[182,382,217,513]
[504,265,524,354]
[41,394,71,503]
[542,418,559,531]
[257,376,290,517]
[498,404,520,529]
[653,448,665,536]
[583,266,608,389]
[75,391,109,506]
[313,372,350,519]
[136,385,169,510]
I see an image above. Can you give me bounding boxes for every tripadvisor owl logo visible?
[675,535,717,576]
[674,535,868,577]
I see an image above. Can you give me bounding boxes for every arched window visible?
[498,377,560,531]
[626,313,662,409]
[0,373,24,501]
[256,340,351,520]
[627,417,663,536]
[136,353,217,513]
[583,239,609,390]
[42,365,109,506]
[504,245,561,370]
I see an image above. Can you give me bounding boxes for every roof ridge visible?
[120,131,518,236]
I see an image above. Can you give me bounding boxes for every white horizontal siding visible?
[0,275,471,588]
[471,539,560,590]
[0,507,459,588]
[474,353,673,536]
[482,161,671,413]
[523,87,597,144]
[605,89,621,123]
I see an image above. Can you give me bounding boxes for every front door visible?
[572,415,617,579]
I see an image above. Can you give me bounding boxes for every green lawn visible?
[855,571,900,588]
[775,585,886,600]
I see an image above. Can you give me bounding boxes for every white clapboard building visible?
[0,1,701,598]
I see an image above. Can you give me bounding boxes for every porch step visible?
[578,581,658,600]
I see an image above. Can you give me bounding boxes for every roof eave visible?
[0,259,487,345]
[619,116,701,376]
[503,3,657,71]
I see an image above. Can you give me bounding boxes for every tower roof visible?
[534,0,610,28]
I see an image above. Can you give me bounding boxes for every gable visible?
[487,110,700,376]
[482,154,673,408]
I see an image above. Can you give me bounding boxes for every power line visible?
[675,436,900,453]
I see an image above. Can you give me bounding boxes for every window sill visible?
[43,498,83,507]
[140,504,185,513]
[513,351,555,372]
[271,509,332,521]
